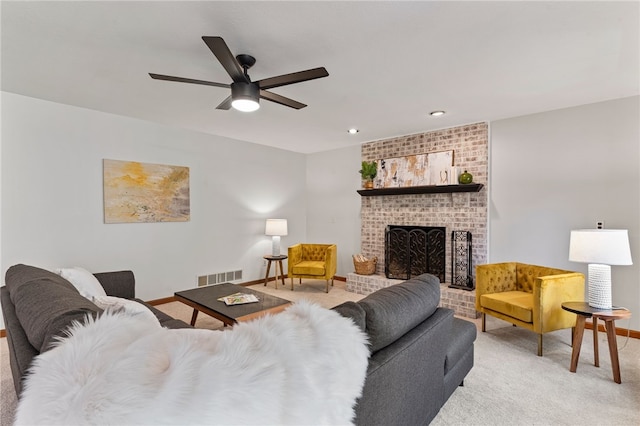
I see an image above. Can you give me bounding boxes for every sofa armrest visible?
[287,244,303,275]
[533,272,585,333]
[326,244,337,277]
[475,262,517,311]
[93,271,135,299]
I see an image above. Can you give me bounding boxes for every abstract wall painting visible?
[376,153,429,188]
[103,159,190,224]
[375,150,454,188]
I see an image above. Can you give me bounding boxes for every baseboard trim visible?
[146,296,176,306]
[585,322,639,339]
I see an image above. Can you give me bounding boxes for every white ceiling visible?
[2,1,638,154]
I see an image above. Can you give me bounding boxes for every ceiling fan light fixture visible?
[232,98,260,112]
[231,82,260,112]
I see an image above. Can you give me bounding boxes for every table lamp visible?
[265,219,288,256]
[569,229,633,309]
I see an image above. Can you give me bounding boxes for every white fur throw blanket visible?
[15,301,369,425]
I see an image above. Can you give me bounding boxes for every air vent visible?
[197,269,243,287]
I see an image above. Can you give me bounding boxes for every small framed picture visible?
[427,150,454,185]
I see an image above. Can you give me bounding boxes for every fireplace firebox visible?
[384,225,446,281]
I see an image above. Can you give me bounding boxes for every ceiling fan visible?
[149,36,329,112]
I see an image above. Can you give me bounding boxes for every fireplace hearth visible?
[384,225,446,281]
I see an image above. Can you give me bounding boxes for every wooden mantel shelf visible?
[357,183,484,196]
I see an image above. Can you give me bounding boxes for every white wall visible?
[490,96,640,329]
[305,145,362,275]
[0,92,307,328]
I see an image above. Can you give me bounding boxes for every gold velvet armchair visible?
[475,262,585,356]
[287,244,337,293]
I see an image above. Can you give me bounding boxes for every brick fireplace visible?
[346,122,488,318]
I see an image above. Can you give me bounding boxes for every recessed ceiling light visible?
[348,128,359,134]
[430,111,445,117]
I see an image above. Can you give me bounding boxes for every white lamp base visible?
[271,236,281,257]
[588,263,612,309]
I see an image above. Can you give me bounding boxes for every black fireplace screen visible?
[385,225,446,281]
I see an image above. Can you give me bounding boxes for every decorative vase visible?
[458,170,473,184]
[363,180,374,189]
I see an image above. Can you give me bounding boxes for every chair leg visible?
[290,278,294,291]
[481,313,486,332]
[537,334,543,357]
[325,277,333,293]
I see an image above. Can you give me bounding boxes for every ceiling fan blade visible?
[260,90,306,109]
[216,95,233,110]
[256,67,329,90]
[149,73,230,89]
[202,36,249,84]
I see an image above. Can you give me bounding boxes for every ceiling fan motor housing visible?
[231,82,259,101]
[231,82,260,111]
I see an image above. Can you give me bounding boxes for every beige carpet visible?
[432,317,640,426]
[2,279,639,425]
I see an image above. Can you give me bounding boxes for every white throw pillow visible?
[92,295,160,327]
[55,266,107,299]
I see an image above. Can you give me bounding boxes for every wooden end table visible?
[263,255,287,289]
[561,301,631,384]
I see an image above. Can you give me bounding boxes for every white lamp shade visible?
[569,229,632,265]
[265,219,288,236]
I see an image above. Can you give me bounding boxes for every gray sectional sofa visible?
[2,264,475,425]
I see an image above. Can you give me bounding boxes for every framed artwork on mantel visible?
[375,150,454,188]
[103,159,190,224]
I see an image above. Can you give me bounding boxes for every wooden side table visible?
[263,255,287,289]
[561,301,631,384]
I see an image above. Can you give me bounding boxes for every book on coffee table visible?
[218,292,259,306]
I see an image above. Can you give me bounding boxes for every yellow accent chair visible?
[475,262,585,356]
[287,244,337,293]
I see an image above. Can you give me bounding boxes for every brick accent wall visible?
[348,122,488,318]
[359,122,488,279]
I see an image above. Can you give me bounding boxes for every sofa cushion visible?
[5,264,103,353]
[358,273,440,352]
[515,263,570,293]
[291,261,326,276]
[301,245,328,261]
[480,291,533,323]
[332,301,366,332]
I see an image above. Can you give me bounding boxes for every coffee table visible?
[175,283,292,327]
